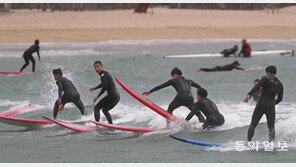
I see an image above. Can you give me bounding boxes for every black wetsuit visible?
[221,46,238,57]
[247,75,283,141]
[251,89,262,102]
[239,43,251,57]
[149,76,205,123]
[54,77,86,118]
[200,63,244,72]
[20,44,40,72]
[94,70,120,124]
[186,98,224,129]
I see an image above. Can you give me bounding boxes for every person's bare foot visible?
[196,68,201,72]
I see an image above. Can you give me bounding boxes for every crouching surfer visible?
[90,61,120,124]
[186,88,225,130]
[143,67,205,129]
[53,68,87,119]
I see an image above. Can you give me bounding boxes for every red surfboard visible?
[114,77,189,128]
[0,71,34,75]
[42,115,102,132]
[91,120,161,133]
[0,105,36,117]
[0,115,51,127]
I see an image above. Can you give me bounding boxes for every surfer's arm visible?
[97,75,108,98]
[94,83,102,90]
[235,66,244,71]
[185,102,201,121]
[36,46,40,59]
[149,79,173,93]
[189,80,201,89]
[56,80,63,98]
[275,86,284,105]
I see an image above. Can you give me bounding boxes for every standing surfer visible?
[90,61,120,124]
[20,39,41,72]
[244,65,283,142]
[143,67,205,129]
[53,68,87,119]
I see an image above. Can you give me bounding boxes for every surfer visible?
[90,61,120,124]
[251,79,262,102]
[20,39,41,72]
[53,68,87,119]
[142,67,205,128]
[196,61,244,72]
[238,39,251,57]
[244,65,283,142]
[186,88,224,130]
[220,45,238,57]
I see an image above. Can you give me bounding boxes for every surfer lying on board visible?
[186,88,224,130]
[90,61,120,124]
[244,65,283,142]
[53,68,87,119]
[220,45,238,57]
[196,61,244,72]
[20,39,41,72]
[143,67,205,129]
[238,39,251,57]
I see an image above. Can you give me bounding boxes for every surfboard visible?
[0,105,36,117]
[91,120,161,133]
[163,50,294,59]
[244,65,262,72]
[42,115,102,132]
[0,116,51,127]
[0,71,34,75]
[170,135,224,147]
[114,77,189,128]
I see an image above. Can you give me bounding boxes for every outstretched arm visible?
[143,79,173,95]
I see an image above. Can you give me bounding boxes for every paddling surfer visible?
[20,39,41,72]
[53,68,87,119]
[244,65,283,142]
[186,88,224,130]
[90,61,120,124]
[196,61,244,72]
[238,39,251,57]
[143,67,205,129]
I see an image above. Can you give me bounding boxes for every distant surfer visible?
[90,61,120,124]
[244,65,283,142]
[142,67,205,129]
[196,61,244,72]
[220,45,238,57]
[238,39,251,57]
[53,68,87,119]
[20,39,41,72]
[186,88,224,130]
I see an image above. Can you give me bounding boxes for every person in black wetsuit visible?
[196,61,244,72]
[90,61,120,124]
[142,67,205,129]
[251,79,262,102]
[52,68,87,119]
[244,65,283,142]
[238,39,252,57]
[20,39,41,72]
[221,45,238,57]
[186,88,224,130]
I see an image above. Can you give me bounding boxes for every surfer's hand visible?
[57,98,62,106]
[197,127,203,131]
[59,105,64,111]
[244,95,250,103]
[93,97,99,103]
[89,87,95,92]
[142,91,150,96]
[196,68,201,72]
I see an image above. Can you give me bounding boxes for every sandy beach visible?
[1,7,296,43]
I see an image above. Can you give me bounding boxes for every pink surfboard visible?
[0,105,36,117]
